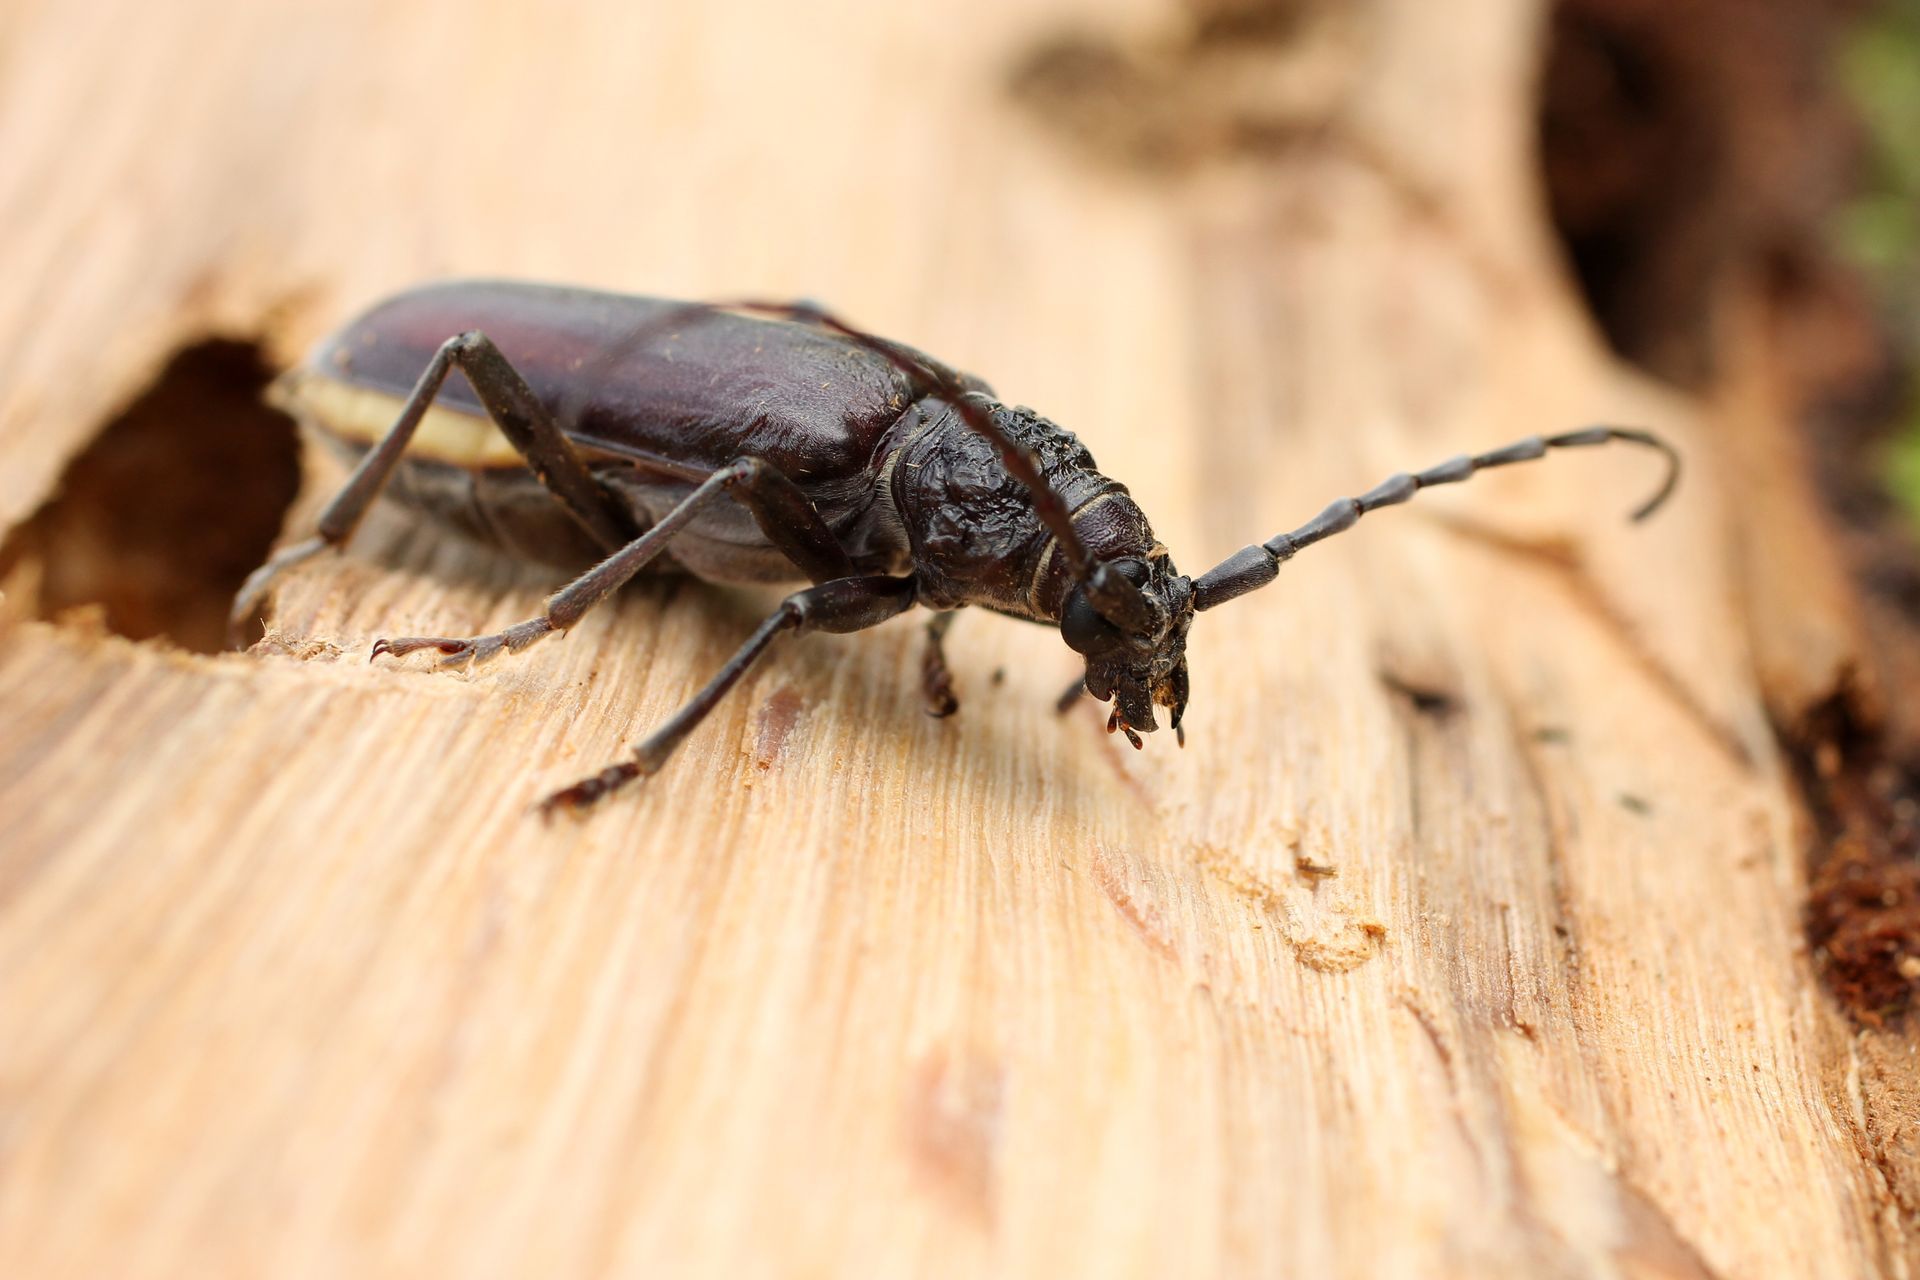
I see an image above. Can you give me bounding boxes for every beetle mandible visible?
[235,280,1679,813]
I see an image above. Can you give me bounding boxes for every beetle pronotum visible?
[238,280,1678,812]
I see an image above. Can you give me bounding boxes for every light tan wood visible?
[0,1,1912,1277]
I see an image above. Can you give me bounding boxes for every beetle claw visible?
[371,634,466,662]
[372,618,556,670]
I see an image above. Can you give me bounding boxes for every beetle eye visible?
[1061,586,1121,655]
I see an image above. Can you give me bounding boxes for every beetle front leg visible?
[541,575,919,815]
[1054,676,1087,714]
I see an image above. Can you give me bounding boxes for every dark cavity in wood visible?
[0,339,301,653]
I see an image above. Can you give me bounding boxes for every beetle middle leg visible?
[372,457,858,667]
[229,330,632,646]
[541,574,919,815]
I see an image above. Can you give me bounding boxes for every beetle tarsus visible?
[922,669,959,718]
[371,617,557,668]
[921,612,960,718]
[537,760,648,819]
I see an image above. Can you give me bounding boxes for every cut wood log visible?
[0,1,1914,1276]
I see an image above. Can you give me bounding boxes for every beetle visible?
[236,279,1679,813]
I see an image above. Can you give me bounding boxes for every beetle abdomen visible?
[280,280,932,477]
[273,280,971,580]
[275,368,523,468]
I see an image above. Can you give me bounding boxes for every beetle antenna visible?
[1190,426,1681,611]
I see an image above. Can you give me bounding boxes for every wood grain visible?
[0,1,1912,1276]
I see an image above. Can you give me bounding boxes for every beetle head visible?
[1059,554,1195,747]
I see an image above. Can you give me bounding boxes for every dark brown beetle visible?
[237,280,1678,813]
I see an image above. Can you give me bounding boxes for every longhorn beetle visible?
[237,280,1679,813]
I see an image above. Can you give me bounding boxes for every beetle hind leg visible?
[231,330,631,647]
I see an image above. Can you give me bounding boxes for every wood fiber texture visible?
[0,1,1914,1276]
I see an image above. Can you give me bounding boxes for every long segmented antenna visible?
[1191,426,1681,611]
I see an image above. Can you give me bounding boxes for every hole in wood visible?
[0,338,301,653]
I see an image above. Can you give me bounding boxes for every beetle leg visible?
[372,456,857,671]
[920,611,959,717]
[716,457,858,585]
[540,575,919,815]
[446,331,636,549]
[230,330,631,647]
[1054,676,1087,714]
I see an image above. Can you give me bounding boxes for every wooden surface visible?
[0,1,1913,1276]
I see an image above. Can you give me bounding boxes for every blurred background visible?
[1842,0,1920,514]
[1533,0,1920,604]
